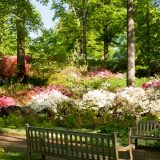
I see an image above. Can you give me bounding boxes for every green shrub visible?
[135,77,150,87]
[0,117,5,128]
[64,114,77,128]
[24,114,54,128]
[105,78,126,92]
[3,114,24,129]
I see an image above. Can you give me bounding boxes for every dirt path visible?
[0,135,160,160]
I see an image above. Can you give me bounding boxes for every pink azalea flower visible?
[0,97,16,107]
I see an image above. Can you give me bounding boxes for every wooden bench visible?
[128,120,160,148]
[26,124,134,160]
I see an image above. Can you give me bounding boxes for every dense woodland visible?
[0,0,159,81]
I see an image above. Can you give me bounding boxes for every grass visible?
[0,127,25,137]
[0,152,40,160]
[0,152,27,160]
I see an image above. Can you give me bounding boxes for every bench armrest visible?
[118,144,135,160]
[118,144,135,152]
[128,127,136,144]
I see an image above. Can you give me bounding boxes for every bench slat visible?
[129,120,160,148]
[26,125,133,160]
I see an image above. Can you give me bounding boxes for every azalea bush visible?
[142,80,160,89]
[81,90,116,112]
[0,56,30,78]
[0,97,16,107]
[27,79,160,118]
[28,90,71,114]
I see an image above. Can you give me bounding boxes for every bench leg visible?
[135,139,138,149]
[27,151,31,160]
[129,148,133,160]
[41,154,46,160]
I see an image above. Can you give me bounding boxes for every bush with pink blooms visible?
[87,68,113,78]
[142,80,160,89]
[30,85,72,97]
[0,56,31,78]
[14,85,72,106]
[0,97,16,107]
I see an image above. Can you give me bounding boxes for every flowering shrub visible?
[115,87,148,113]
[81,90,116,112]
[27,84,160,117]
[115,86,160,115]
[14,85,73,107]
[28,90,71,113]
[87,68,113,78]
[30,85,72,97]
[0,56,30,78]
[0,97,16,107]
[144,88,160,113]
[142,80,160,89]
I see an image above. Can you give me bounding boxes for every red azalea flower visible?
[142,82,152,89]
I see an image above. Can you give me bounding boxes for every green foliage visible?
[24,114,53,128]
[105,78,126,92]
[0,152,39,160]
[55,108,97,129]
[0,117,5,128]
[0,148,4,153]
[0,114,54,129]
[97,113,135,138]
[135,0,160,75]
[135,77,150,87]
[2,114,24,129]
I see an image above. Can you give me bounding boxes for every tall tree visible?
[135,0,160,76]
[90,0,126,60]
[50,0,90,60]
[3,0,42,79]
[82,0,87,59]
[127,0,135,86]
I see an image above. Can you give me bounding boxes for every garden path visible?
[0,135,160,160]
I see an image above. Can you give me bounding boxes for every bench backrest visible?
[136,120,160,137]
[26,125,119,160]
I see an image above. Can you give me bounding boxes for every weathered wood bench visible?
[128,120,160,148]
[26,124,134,160]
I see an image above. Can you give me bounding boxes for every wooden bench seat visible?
[25,124,134,160]
[128,120,160,148]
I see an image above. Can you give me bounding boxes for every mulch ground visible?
[0,135,160,160]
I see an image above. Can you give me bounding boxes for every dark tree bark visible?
[103,26,109,60]
[127,0,135,86]
[146,3,151,65]
[16,18,26,80]
[82,0,87,60]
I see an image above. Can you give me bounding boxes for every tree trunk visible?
[16,18,26,80]
[103,26,109,60]
[127,0,135,86]
[82,0,87,60]
[146,3,151,65]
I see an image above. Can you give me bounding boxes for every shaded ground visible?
[0,135,160,160]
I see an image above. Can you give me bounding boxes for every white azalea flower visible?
[82,90,116,111]
[28,90,70,113]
